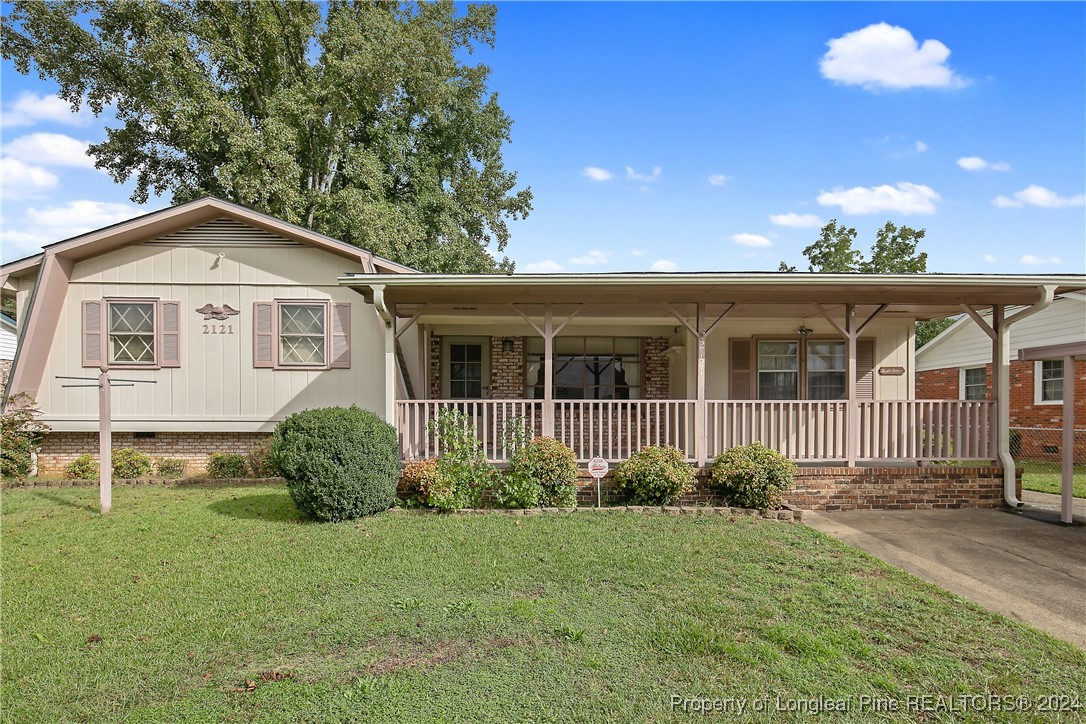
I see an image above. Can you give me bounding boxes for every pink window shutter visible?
[253,302,274,368]
[729,338,753,400]
[856,338,875,399]
[330,302,351,369]
[82,300,104,368]
[159,301,181,367]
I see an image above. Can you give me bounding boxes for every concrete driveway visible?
[805,504,1086,648]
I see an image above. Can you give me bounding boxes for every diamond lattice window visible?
[279,304,326,365]
[109,302,155,364]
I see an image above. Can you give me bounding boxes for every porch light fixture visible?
[502,339,514,353]
[797,325,814,336]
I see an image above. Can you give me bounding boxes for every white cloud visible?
[625,165,662,182]
[992,185,1085,209]
[630,250,644,257]
[2,200,144,260]
[521,260,563,273]
[731,233,772,247]
[0,157,59,200]
[915,140,928,153]
[4,132,96,169]
[1,91,95,128]
[1020,254,1062,265]
[820,23,968,91]
[769,212,823,228]
[569,250,609,265]
[957,156,1011,172]
[983,254,996,263]
[817,182,940,215]
[582,166,614,182]
[650,259,678,272]
[707,174,730,186]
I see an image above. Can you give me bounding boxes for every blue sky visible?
[2,2,1084,273]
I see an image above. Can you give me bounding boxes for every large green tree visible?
[2,0,531,273]
[778,219,949,346]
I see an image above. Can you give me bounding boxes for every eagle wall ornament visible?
[196,304,241,321]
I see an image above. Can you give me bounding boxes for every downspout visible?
[372,285,396,425]
[996,285,1056,506]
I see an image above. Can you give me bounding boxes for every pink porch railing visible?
[395,399,994,464]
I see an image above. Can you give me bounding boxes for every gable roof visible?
[0,196,417,277]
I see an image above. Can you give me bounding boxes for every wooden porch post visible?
[372,285,397,424]
[543,304,554,437]
[1061,354,1075,524]
[695,303,707,466]
[845,304,857,467]
[990,305,1004,461]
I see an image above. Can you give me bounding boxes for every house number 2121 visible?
[203,324,234,335]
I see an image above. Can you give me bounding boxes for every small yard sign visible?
[588,457,609,508]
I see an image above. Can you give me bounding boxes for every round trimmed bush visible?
[710,442,796,512]
[112,448,152,478]
[273,406,399,521]
[65,454,99,480]
[613,445,695,505]
[509,436,578,508]
[206,452,248,478]
[494,471,544,509]
[155,458,187,479]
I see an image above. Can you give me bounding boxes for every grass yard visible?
[1019,461,1086,499]
[3,484,1084,722]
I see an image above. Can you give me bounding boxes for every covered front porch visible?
[341,273,1083,504]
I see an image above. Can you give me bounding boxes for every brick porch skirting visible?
[568,467,1015,511]
[35,431,272,477]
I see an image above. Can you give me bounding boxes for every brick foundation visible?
[400,465,1017,511]
[36,431,271,477]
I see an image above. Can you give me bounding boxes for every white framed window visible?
[83,298,180,369]
[1035,359,1064,404]
[108,300,156,365]
[756,340,847,400]
[805,341,847,400]
[279,303,327,366]
[253,300,350,370]
[961,366,987,401]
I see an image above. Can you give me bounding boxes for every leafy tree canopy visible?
[2,0,531,273]
[778,219,928,273]
[778,219,947,347]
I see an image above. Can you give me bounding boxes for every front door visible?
[442,337,491,399]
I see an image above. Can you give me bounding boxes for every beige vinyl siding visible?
[37,225,386,432]
[916,297,1086,371]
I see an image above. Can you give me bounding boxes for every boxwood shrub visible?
[64,454,99,480]
[507,436,578,508]
[155,458,187,479]
[273,406,399,521]
[112,448,152,478]
[710,442,796,512]
[613,445,695,505]
[206,452,248,479]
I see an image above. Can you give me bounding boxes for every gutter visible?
[997,285,1056,506]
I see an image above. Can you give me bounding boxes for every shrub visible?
[273,405,399,521]
[247,438,279,477]
[493,471,544,509]
[155,458,187,479]
[613,445,695,506]
[64,454,99,480]
[401,459,441,503]
[206,452,248,479]
[112,448,152,478]
[424,408,494,510]
[508,436,578,508]
[1,393,50,479]
[710,442,796,512]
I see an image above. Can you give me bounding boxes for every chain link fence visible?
[1010,426,1086,498]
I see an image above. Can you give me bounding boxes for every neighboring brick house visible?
[916,295,1086,462]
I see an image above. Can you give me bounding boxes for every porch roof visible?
[340,272,1086,321]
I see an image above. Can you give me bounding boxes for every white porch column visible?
[372,285,397,424]
[1061,354,1075,524]
[989,305,1004,460]
[543,304,554,437]
[695,304,707,466]
[98,366,112,514]
[845,304,857,467]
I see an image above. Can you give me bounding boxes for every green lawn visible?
[3,484,1084,722]
[1020,461,1086,499]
